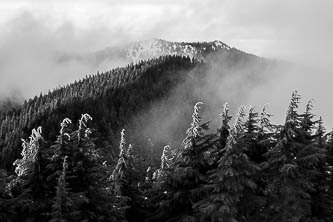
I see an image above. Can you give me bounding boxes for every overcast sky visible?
[0,0,332,127]
[1,1,332,61]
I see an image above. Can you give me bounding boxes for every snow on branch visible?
[186,102,204,138]
[13,127,43,177]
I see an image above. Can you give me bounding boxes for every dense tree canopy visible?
[0,54,332,221]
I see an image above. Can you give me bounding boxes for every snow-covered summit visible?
[57,39,235,66]
[126,39,232,62]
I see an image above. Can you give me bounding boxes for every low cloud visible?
[0,0,332,129]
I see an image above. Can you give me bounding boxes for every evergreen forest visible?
[0,54,332,222]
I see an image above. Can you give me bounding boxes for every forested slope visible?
[0,56,198,169]
[0,45,271,171]
[0,91,332,221]
[1,45,329,222]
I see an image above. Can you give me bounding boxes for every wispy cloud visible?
[0,0,332,127]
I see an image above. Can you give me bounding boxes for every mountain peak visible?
[126,39,232,62]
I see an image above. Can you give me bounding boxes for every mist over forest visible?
[0,1,333,222]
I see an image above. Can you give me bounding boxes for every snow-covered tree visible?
[13,127,43,177]
[77,113,92,142]
[218,102,232,149]
[231,105,246,137]
[285,90,301,124]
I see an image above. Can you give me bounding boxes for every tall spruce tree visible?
[309,117,333,221]
[156,102,213,221]
[50,156,72,222]
[110,129,133,221]
[195,105,259,222]
[218,103,232,150]
[263,91,326,221]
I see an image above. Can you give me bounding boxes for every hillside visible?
[0,56,197,169]
[0,39,275,171]
[58,39,252,67]
[0,40,332,221]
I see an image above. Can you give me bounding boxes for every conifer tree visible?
[286,90,301,124]
[242,106,260,160]
[315,117,325,147]
[231,105,246,137]
[110,129,131,221]
[152,145,174,183]
[258,104,275,135]
[10,127,49,220]
[245,106,259,134]
[309,118,333,221]
[239,106,268,220]
[301,99,316,134]
[50,156,71,222]
[46,114,117,221]
[263,92,326,221]
[13,127,43,178]
[242,106,269,164]
[218,103,232,149]
[157,102,213,221]
[195,106,259,222]
[46,118,73,183]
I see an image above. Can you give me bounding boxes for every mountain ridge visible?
[0,39,272,170]
[57,39,254,67]
[125,38,233,62]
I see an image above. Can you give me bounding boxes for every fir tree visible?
[286,90,301,124]
[50,156,71,222]
[263,92,326,221]
[231,105,247,137]
[301,99,316,134]
[110,129,131,221]
[218,102,232,149]
[195,125,259,221]
[259,104,275,134]
[310,117,333,221]
[152,145,174,183]
[156,102,214,221]
[13,127,43,178]
[315,116,325,147]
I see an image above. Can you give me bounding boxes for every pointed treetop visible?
[305,99,314,115]
[232,105,246,135]
[186,102,204,138]
[259,104,273,132]
[286,90,301,123]
[301,99,316,132]
[219,102,232,128]
[245,105,259,134]
[119,129,126,157]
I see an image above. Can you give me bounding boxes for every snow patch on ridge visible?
[126,39,232,62]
